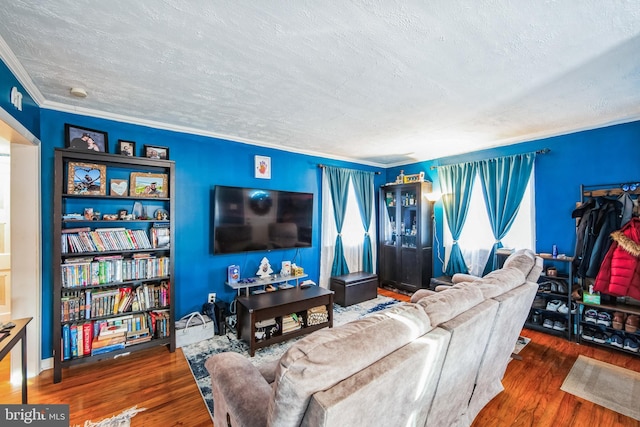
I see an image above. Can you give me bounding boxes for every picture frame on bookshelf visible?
[64,124,108,153]
[110,179,128,196]
[67,162,107,195]
[117,139,136,157]
[144,145,169,160]
[130,172,168,198]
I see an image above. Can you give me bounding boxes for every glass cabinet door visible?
[399,187,418,248]
[382,190,397,245]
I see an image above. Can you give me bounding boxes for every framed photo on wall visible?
[255,155,271,179]
[144,145,169,160]
[67,162,107,195]
[65,124,108,153]
[130,172,168,198]
[117,140,136,157]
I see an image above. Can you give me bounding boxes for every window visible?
[319,176,376,287]
[443,168,535,276]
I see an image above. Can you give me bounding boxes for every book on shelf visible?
[90,342,126,356]
[98,324,128,337]
[92,334,126,349]
[151,224,170,249]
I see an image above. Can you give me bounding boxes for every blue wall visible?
[3,57,640,360]
[0,59,40,137]
[389,122,640,276]
[39,109,385,358]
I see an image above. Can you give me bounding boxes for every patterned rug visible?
[73,406,146,427]
[182,295,403,418]
[561,355,640,421]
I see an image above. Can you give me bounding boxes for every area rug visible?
[182,295,403,418]
[561,355,640,421]
[74,406,146,427]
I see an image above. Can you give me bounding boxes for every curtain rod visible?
[429,148,550,170]
[317,164,381,175]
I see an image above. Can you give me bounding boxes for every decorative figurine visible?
[256,257,274,279]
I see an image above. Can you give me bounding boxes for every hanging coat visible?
[572,197,622,278]
[593,217,640,300]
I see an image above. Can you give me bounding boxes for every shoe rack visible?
[577,299,640,356]
[525,254,575,341]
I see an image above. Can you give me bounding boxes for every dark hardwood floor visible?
[1,289,639,426]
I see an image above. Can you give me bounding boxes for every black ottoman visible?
[330,272,378,306]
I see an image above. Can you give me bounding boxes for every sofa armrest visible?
[257,358,279,384]
[205,352,272,427]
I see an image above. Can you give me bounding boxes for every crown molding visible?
[0,35,46,106]
[41,99,387,168]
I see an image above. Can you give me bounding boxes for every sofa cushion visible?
[415,285,484,326]
[502,249,539,279]
[267,303,432,427]
[462,267,527,299]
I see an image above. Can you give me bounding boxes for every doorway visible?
[0,109,41,381]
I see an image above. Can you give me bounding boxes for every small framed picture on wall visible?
[144,145,169,160]
[117,140,136,156]
[255,155,271,179]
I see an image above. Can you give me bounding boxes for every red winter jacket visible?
[593,217,640,300]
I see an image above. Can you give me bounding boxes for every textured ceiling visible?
[1,1,640,166]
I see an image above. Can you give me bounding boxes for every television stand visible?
[236,286,333,356]
[227,273,308,296]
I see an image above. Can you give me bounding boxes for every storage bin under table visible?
[330,272,378,306]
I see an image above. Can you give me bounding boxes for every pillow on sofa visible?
[267,303,431,427]
[469,267,527,299]
[415,285,484,327]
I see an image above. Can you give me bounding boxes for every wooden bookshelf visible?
[52,148,175,383]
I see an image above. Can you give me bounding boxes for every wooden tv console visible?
[236,286,334,356]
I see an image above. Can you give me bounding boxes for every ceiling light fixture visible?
[70,87,87,98]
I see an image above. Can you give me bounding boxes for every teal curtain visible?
[325,166,351,276]
[351,170,375,273]
[438,162,477,276]
[479,153,535,275]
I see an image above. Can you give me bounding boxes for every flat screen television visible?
[212,185,314,255]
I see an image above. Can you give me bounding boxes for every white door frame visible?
[0,107,41,379]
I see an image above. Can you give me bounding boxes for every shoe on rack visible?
[571,285,583,300]
[610,334,625,348]
[552,320,567,331]
[625,314,639,333]
[546,300,562,312]
[558,302,577,314]
[612,312,627,330]
[556,281,568,294]
[584,308,599,324]
[532,296,547,309]
[531,310,542,325]
[542,318,554,329]
[581,327,596,341]
[596,311,612,327]
[538,281,552,292]
[593,332,609,344]
[623,337,639,353]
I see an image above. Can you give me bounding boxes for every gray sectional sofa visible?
[205,249,542,427]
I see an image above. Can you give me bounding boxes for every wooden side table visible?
[0,317,32,404]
